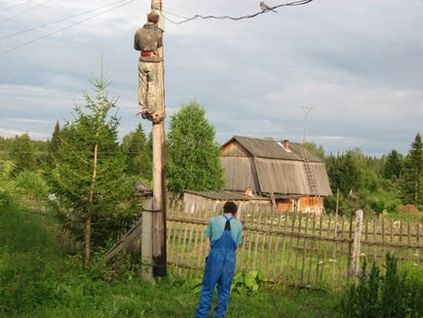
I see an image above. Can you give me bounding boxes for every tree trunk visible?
[84,141,99,268]
[84,215,91,268]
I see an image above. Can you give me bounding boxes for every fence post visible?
[349,209,363,277]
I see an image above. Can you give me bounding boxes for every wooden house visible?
[221,136,332,214]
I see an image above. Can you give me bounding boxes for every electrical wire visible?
[0,0,136,56]
[0,0,34,13]
[164,0,314,24]
[0,0,132,40]
[0,0,54,26]
[0,0,313,55]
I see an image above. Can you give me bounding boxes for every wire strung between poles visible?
[164,0,314,25]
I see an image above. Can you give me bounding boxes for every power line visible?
[0,0,136,56]
[164,0,314,25]
[0,0,132,40]
[0,0,54,26]
[0,0,34,13]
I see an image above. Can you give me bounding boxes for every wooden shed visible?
[221,136,332,214]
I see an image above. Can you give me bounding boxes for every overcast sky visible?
[0,0,422,156]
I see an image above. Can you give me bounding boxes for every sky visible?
[0,0,422,156]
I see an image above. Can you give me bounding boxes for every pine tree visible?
[167,100,224,196]
[401,133,423,208]
[50,75,133,267]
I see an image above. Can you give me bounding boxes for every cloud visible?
[0,127,50,140]
[0,0,422,156]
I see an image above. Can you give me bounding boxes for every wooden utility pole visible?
[141,0,167,280]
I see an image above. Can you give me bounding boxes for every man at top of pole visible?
[134,11,163,124]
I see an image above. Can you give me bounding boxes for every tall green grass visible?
[0,204,340,317]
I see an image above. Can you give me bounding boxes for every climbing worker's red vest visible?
[141,50,154,57]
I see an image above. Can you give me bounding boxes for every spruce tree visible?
[122,123,152,179]
[45,121,61,169]
[383,150,403,180]
[50,75,133,267]
[167,100,224,196]
[327,151,362,196]
[401,133,423,208]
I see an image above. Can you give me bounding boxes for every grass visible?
[0,203,341,317]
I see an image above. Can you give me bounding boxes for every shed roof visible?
[184,191,269,201]
[222,135,322,162]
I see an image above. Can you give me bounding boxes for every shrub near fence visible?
[166,202,423,289]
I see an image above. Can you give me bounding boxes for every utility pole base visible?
[141,207,154,283]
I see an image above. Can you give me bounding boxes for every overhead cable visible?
[0,0,34,13]
[0,0,131,40]
[0,0,135,56]
[165,0,314,24]
[0,0,54,26]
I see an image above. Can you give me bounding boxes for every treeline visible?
[315,133,423,216]
[3,128,421,220]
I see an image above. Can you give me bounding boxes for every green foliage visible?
[46,121,62,169]
[305,142,325,159]
[325,147,403,215]
[10,133,37,176]
[341,254,423,318]
[0,204,342,318]
[383,149,403,180]
[0,205,61,315]
[402,263,423,315]
[49,76,138,249]
[167,100,224,196]
[326,150,363,196]
[121,123,152,179]
[400,133,423,209]
[231,271,265,295]
[0,188,11,208]
[14,171,50,203]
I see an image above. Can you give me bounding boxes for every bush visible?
[341,254,423,317]
[0,188,11,208]
[231,271,265,295]
[14,170,50,202]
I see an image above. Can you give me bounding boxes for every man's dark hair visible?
[147,12,160,24]
[223,201,238,215]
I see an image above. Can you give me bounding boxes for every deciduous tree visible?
[167,101,224,196]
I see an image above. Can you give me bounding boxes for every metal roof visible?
[222,135,322,162]
[184,191,269,201]
[221,136,332,196]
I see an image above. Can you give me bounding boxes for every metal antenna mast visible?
[301,106,313,144]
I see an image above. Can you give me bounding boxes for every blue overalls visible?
[196,215,237,318]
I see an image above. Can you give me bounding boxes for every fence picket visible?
[165,205,423,289]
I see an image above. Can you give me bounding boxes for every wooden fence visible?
[166,201,423,288]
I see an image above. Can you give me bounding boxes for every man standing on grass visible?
[195,201,243,318]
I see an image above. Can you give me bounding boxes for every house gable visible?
[221,135,332,197]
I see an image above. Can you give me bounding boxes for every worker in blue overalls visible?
[195,201,243,318]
